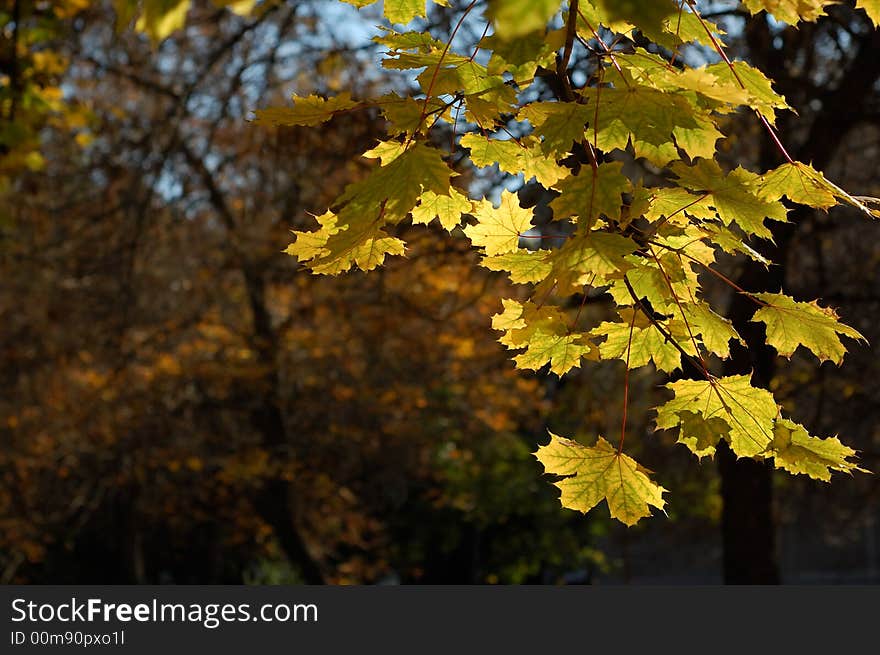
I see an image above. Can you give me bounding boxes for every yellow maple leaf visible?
[464,191,534,256]
[535,433,667,526]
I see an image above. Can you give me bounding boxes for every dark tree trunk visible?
[717,446,779,583]
[181,141,325,584]
[718,14,880,584]
[719,220,792,584]
[245,266,326,585]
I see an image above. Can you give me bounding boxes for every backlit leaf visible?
[464,191,534,256]
[253,93,360,127]
[534,433,667,525]
[487,0,562,38]
[655,374,779,458]
[671,159,788,239]
[858,0,880,26]
[550,162,630,226]
[770,418,867,481]
[741,0,833,25]
[751,293,865,364]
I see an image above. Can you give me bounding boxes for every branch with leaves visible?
[254,0,877,525]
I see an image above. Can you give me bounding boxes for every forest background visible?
[2,0,879,584]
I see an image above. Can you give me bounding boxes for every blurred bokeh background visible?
[1,0,879,584]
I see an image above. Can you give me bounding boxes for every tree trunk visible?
[717,444,779,583]
[718,16,880,584]
[718,222,791,584]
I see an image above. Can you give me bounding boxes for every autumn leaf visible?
[253,93,360,127]
[770,418,868,481]
[741,0,833,25]
[671,158,788,239]
[534,433,667,526]
[464,191,534,256]
[518,102,593,156]
[751,293,865,364]
[859,0,880,27]
[411,188,473,231]
[486,0,562,38]
[550,162,631,227]
[655,374,779,458]
[341,0,428,24]
[592,309,690,373]
[492,300,595,376]
[257,0,877,526]
[480,250,552,285]
[460,133,568,186]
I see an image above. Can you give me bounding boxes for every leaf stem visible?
[685,0,794,164]
[619,307,636,454]
[622,276,709,379]
[408,0,479,147]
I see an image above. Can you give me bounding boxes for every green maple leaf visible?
[343,144,450,219]
[704,61,791,125]
[650,225,717,267]
[362,139,407,165]
[655,374,779,458]
[460,133,524,171]
[751,293,865,364]
[384,0,427,24]
[285,210,406,275]
[699,223,771,265]
[676,302,743,360]
[513,328,596,376]
[550,162,630,227]
[252,92,360,127]
[642,186,716,226]
[461,133,568,187]
[464,192,534,256]
[259,0,876,526]
[383,49,470,71]
[376,93,446,136]
[658,9,725,48]
[594,0,679,44]
[518,102,593,156]
[538,230,637,294]
[580,84,705,165]
[411,188,473,231]
[491,300,595,376]
[608,252,696,313]
[675,411,731,459]
[615,50,749,107]
[372,28,446,51]
[759,161,876,216]
[486,0,562,38]
[673,112,725,161]
[480,250,552,285]
[759,162,837,208]
[592,309,691,373]
[534,433,667,526]
[770,418,867,481]
[286,144,450,273]
[416,61,517,126]
[482,29,565,84]
[671,159,788,239]
[341,0,427,24]
[577,0,723,49]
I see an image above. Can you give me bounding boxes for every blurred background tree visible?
[0,0,878,584]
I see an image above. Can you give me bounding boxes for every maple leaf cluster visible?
[255,0,878,525]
